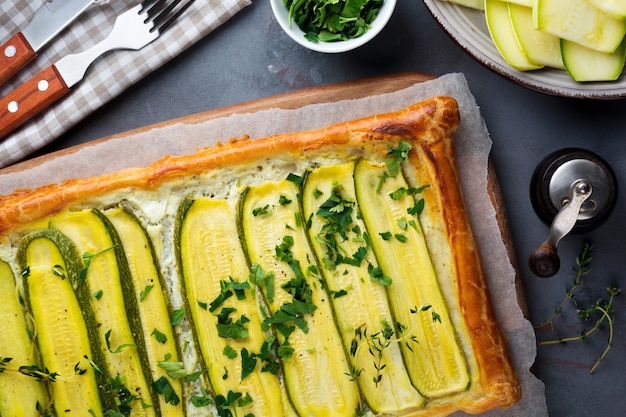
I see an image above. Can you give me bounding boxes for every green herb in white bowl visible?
[287,0,385,43]
[271,0,396,53]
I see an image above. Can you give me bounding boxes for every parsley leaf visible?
[240,348,257,381]
[249,263,275,303]
[286,172,303,185]
[286,0,384,43]
[139,285,153,301]
[191,386,213,407]
[368,263,392,286]
[171,308,186,326]
[215,308,250,339]
[151,328,168,344]
[153,376,181,406]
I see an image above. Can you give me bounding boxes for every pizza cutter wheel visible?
[528,148,617,278]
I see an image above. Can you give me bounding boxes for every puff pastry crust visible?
[0,96,521,416]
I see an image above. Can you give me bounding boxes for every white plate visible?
[423,0,626,99]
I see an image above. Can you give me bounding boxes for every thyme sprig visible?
[347,305,440,387]
[535,243,592,330]
[79,244,118,282]
[0,357,10,373]
[349,322,394,387]
[0,358,59,382]
[535,243,620,374]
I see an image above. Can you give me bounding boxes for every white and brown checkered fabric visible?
[0,0,250,167]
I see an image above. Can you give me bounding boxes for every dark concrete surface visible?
[32,1,626,416]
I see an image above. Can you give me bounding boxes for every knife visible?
[0,0,95,86]
[0,1,195,142]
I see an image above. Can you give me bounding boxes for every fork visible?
[0,0,195,141]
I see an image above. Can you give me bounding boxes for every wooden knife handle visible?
[0,32,37,86]
[0,65,70,140]
[528,241,560,278]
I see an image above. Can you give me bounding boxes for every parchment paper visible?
[0,72,548,416]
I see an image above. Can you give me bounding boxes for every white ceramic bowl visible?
[271,0,397,53]
[423,0,626,99]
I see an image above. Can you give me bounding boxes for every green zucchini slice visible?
[302,163,426,414]
[0,258,50,417]
[239,179,361,416]
[105,206,185,416]
[17,230,106,417]
[354,159,470,398]
[50,210,158,416]
[176,197,296,417]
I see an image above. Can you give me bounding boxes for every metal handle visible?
[529,180,592,278]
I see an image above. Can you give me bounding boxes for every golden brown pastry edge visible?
[0,96,522,416]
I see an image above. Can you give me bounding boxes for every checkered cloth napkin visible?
[0,0,250,168]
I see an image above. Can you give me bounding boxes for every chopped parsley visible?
[209,277,251,312]
[367,263,392,286]
[286,172,303,185]
[156,354,204,383]
[153,376,180,406]
[249,263,275,303]
[386,141,412,176]
[286,0,385,43]
[315,185,370,270]
[191,386,213,407]
[223,345,238,359]
[151,328,168,344]
[252,205,272,216]
[279,195,292,206]
[240,348,257,381]
[394,234,407,243]
[139,284,153,301]
[171,308,186,326]
[215,390,254,417]
[215,308,250,339]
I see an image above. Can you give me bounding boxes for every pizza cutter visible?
[528,148,617,278]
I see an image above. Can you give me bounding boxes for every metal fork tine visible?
[150,0,183,27]
[144,0,168,17]
[153,0,195,34]
[140,0,164,14]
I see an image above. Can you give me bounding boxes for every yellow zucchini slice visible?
[0,259,50,417]
[301,163,426,414]
[176,198,296,417]
[535,0,626,53]
[508,3,564,70]
[354,159,470,398]
[239,179,361,416]
[587,0,626,18]
[105,206,185,416]
[50,210,158,416]
[485,0,543,71]
[17,230,105,417]
[440,0,484,10]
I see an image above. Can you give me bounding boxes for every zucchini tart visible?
[0,96,521,417]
